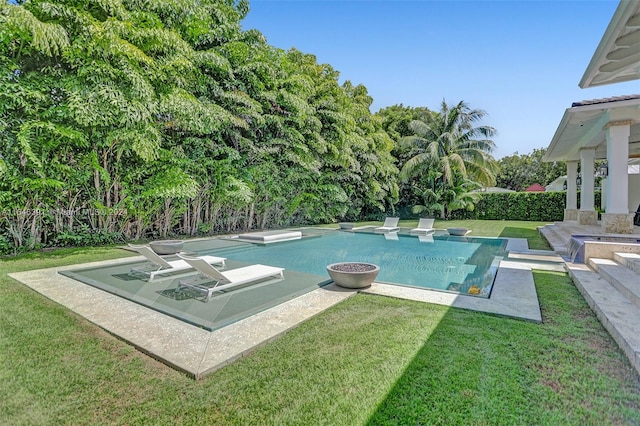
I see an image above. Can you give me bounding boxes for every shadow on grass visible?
[499,226,551,250]
[364,271,640,425]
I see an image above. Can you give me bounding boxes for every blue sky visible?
[241,0,640,159]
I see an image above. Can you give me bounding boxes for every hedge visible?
[396,191,601,222]
[454,191,602,221]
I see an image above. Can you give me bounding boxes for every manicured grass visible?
[1,222,639,424]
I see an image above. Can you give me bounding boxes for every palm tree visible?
[399,100,498,218]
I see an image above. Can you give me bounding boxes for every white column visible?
[605,123,630,214]
[566,161,578,210]
[579,148,595,212]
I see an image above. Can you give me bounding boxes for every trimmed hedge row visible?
[452,191,601,221]
[451,192,565,221]
[396,191,602,222]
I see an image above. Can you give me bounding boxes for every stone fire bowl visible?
[447,228,470,236]
[327,262,380,289]
[149,240,184,255]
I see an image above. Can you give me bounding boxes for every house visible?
[545,175,567,192]
[544,0,640,234]
[470,186,515,193]
[541,0,640,375]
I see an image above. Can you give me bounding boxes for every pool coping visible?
[7,237,555,379]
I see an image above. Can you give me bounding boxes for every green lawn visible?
[1,221,639,424]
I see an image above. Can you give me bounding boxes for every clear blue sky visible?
[241,0,640,159]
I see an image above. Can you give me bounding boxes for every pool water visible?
[201,229,507,295]
[61,228,507,331]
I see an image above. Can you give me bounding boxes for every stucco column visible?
[578,148,597,225]
[602,121,633,233]
[564,160,578,221]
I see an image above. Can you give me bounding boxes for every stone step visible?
[507,251,564,263]
[555,224,585,240]
[545,224,570,241]
[539,226,568,255]
[614,252,640,275]
[568,266,640,375]
[588,258,640,310]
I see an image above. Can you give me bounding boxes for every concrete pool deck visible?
[8,237,562,379]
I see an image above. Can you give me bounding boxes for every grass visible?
[1,221,639,424]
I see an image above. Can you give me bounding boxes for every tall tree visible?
[377,104,431,145]
[376,104,432,209]
[398,100,498,218]
[0,0,400,252]
[496,148,565,191]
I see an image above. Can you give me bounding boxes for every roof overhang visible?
[579,0,640,88]
[544,96,640,162]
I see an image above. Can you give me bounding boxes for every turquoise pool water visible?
[61,228,507,331]
[200,229,507,296]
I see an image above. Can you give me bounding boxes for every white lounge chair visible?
[411,218,435,234]
[375,217,400,232]
[176,254,284,300]
[384,232,399,241]
[418,234,434,243]
[128,244,226,281]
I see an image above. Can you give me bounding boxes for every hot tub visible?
[567,235,640,263]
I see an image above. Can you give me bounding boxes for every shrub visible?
[448,191,567,221]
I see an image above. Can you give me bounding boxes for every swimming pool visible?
[61,228,507,331]
[202,229,507,296]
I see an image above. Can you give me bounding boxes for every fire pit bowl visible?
[447,227,469,236]
[327,262,380,289]
[149,240,184,255]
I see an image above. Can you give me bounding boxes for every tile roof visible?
[571,94,640,107]
[525,183,546,192]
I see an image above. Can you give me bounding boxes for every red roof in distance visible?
[525,183,546,192]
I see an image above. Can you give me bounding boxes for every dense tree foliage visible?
[394,100,498,219]
[0,0,509,253]
[0,0,398,252]
[496,148,565,191]
[377,104,431,154]
[376,104,432,212]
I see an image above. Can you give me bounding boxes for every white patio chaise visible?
[418,234,434,243]
[176,254,285,300]
[410,218,435,234]
[128,244,226,281]
[374,217,400,232]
